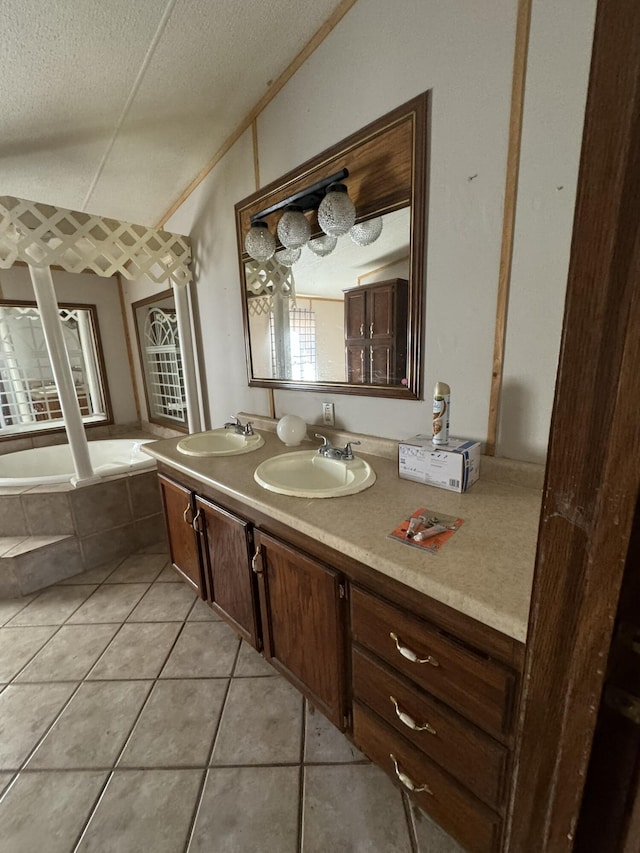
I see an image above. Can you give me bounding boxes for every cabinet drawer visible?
[353,702,500,853]
[352,646,507,810]
[350,586,515,736]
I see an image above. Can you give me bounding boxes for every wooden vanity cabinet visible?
[344,278,408,385]
[252,530,347,729]
[156,466,523,851]
[158,473,206,597]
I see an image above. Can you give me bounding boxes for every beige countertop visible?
[144,422,542,643]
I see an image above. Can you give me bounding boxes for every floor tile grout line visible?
[67,604,190,852]
[182,640,242,853]
[5,582,105,630]
[0,590,43,627]
[70,769,115,853]
[13,678,86,773]
[297,701,309,853]
[5,621,69,684]
[403,791,421,853]
[110,618,189,768]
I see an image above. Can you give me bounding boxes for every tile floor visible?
[0,544,464,852]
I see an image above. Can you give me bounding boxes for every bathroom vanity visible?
[145,425,541,853]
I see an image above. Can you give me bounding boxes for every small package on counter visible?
[398,436,480,493]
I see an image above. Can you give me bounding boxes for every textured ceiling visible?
[0,0,346,227]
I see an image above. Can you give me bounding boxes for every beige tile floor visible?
[0,544,465,852]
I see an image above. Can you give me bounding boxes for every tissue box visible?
[398,436,481,492]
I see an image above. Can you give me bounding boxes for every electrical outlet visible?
[322,402,335,426]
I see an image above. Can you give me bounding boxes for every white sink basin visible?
[254,450,376,498]
[177,429,264,457]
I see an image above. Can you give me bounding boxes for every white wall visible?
[0,266,138,424]
[166,0,596,462]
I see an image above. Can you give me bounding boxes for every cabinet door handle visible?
[359,323,364,337]
[192,508,203,534]
[251,544,263,574]
[389,632,439,667]
[369,321,374,337]
[390,754,432,795]
[183,504,193,526]
[389,696,437,735]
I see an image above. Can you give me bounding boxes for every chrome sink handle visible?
[224,416,254,436]
[314,434,360,460]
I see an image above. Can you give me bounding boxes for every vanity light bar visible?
[249,168,349,223]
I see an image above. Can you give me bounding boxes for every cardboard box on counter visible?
[398,436,481,493]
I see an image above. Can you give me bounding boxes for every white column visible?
[172,281,202,433]
[28,265,99,486]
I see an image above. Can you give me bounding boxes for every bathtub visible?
[0,439,157,487]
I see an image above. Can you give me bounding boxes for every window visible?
[133,291,187,431]
[0,301,111,436]
[269,306,317,381]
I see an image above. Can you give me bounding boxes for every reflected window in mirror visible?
[236,92,429,400]
[133,290,187,432]
[0,300,111,437]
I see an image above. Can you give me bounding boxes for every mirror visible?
[235,92,428,399]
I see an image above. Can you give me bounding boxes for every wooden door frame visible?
[506,0,640,849]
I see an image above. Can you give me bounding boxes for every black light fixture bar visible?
[250,168,349,224]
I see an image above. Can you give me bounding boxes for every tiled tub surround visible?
[145,417,543,642]
[0,470,166,597]
[0,546,462,853]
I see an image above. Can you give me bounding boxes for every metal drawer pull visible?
[390,696,436,735]
[251,545,263,575]
[390,754,432,795]
[389,632,439,667]
[192,508,203,533]
[183,504,193,526]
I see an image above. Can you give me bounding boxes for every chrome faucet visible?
[224,416,254,436]
[314,433,360,461]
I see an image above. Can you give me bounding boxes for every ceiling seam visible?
[81,0,180,218]
[156,0,360,228]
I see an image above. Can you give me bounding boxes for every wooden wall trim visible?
[155,0,359,228]
[117,273,141,423]
[506,0,640,848]
[486,0,532,456]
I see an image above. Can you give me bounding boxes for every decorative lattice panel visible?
[0,196,192,286]
[245,258,296,316]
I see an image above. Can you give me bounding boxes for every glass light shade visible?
[317,183,356,237]
[277,206,311,249]
[276,414,307,446]
[275,247,301,267]
[350,217,383,246]
[245,221,275,262]
[307,234,337,257]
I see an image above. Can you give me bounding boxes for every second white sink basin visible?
[177,429,264,457]
[254,450,376,498]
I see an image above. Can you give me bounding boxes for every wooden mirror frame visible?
[235,91,429,399]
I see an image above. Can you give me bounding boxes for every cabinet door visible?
[370,341,394,384]
[196,495,260,649]
[345,343,367,383]
[368,282,395,340]
[158,474,205,597]
[344,289,367,340]
[253,531,347,728]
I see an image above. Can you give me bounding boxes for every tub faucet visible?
[224,416,254,436]
[314,434,360,461]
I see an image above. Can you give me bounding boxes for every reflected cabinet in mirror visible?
[235,92,429,399]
